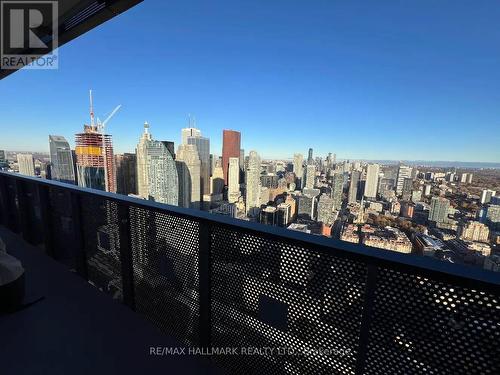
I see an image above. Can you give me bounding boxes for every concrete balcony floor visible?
[0,226,224,375]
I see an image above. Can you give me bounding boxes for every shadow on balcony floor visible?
[0,226,224,375]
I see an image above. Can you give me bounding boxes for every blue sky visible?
[1,0,499,162]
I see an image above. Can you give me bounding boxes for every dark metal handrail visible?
[1,171,498,291]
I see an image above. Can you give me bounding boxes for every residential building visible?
[17,153,35,177]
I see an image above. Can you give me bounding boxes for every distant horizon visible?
[3,148,500,169]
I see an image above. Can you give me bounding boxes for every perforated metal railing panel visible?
[48,187,76,267]
[210,224,368,374]
[363,268,500,375]
[130,206,200,346]
[81,196,123,301]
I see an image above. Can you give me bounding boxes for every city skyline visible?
[1,1,500,162]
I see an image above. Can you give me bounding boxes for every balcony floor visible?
[0,226,224,375]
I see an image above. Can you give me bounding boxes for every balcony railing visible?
[1,171,499,375]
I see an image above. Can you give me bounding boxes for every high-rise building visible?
[228,157,240,203]
[115,153,136,195]
[211,158,225,196]
[485,204,500,231]
[401,178,413,201]
[276,203,291,227]
[176,144,201,209]
[331,173,344,210]
[458,221,490,243]
[222,130,241,186]
[0,150,5,162]
[136,122,178,204]
[75,124,116,192]
[305,164,316,189]
[348,170,360,203]
[429,196,450,223]
[364,164,380,199]
[317,194,334,224]
[187,133,210,196]
[49,135,75,184]
[260,206,277,225]
[181,127,201,146]
[297,194,317,220]
[17,154,35,176]
[307,148,313,164]
[481,189,496,205]
[293,153,304,188]
[245,150,261,217]
[396,165,412,195]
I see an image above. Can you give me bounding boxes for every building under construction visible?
[75,124,116,193]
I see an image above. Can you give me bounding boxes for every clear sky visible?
[1,0,499,162]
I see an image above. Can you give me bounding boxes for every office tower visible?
[187,132,210,196]
[49,135,75,184]
[402,178,413,201]
[293,153,304,188]
[245,150,261,217]
[429,196,450,223]
[75,124,116,192]
[136,122,178,204]
[228,157,240,203]
[307,148,313,164]
[260,206,277,225]
[331,172,344,210]
[481,189,496,204]
[424,184,432,196]
[364,164,380,199]
[460,173,468,183]
[0,150,5,162]
[305,164,316,189]
[467,173,473,184]
[161,141,175,158]
[396,165,412,194]
[181,127,201,146]
[176,144,201,209]
[17,154,35,176]
[115,153,136,195]
[297,194,317,220]
[211,159,225,195]
[348,170,360,203]
[317,194,334,224]
[222,129,241,186]
[458,221,490,243]
[276,203,291,227]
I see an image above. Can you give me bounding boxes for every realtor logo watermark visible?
[1,0,58,69]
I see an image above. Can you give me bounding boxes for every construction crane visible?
[88,89,122,192]
[97,104,121,192]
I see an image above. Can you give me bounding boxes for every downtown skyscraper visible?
[136,122,178,205]
[396,165,413,195]
[177,144,201,209]
[245,150,261,217]
[49,135,75,184]
[222,129,241,186]
[293,153,304,189]
[185,128,210,198]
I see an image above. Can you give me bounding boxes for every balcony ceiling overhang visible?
[0,0,142,80]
